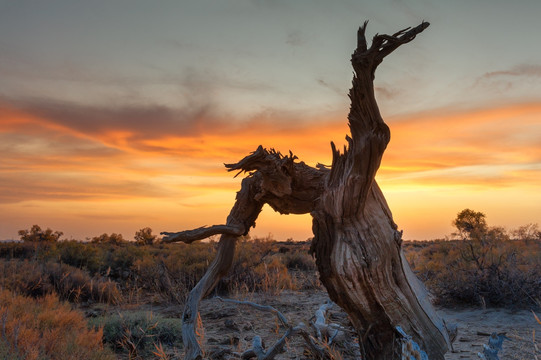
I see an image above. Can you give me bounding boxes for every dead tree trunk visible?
[162,21,451,360]
[309,21,452,359]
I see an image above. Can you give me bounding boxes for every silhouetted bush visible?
[134,227,158,245]
[18,224,63,242]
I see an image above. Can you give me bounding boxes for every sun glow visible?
[1,101,540,240]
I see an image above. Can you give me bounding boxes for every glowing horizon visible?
[1,100,540,241]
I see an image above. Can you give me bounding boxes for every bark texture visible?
[163,21,451,360]
[310,21,451,359]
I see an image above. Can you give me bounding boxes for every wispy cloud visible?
[381,103,541,188]
[375,86,401,101]
[286,30,306,47]
[1,96,540,240]
[473,64,541,90]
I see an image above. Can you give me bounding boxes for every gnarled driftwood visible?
[163,21,451,360]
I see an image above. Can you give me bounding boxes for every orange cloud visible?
[381,103,541,186]
[1,98,540,240]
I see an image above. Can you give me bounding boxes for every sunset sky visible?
[1,0,540,241]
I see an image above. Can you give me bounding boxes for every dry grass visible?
[0,288,115,360]
[0,259,122,305]
[404,238,541,307]
[89,310,183,359]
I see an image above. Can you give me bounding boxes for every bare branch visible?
[160,224,244,244]
[374,21,430,61]
[351,21,430,76]
[356,20,369,53]
[221,297,334,360]
[265,324,331,360]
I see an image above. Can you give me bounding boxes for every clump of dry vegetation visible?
[0,259,122,304]
[89,311,183,359]
[0,288,115,360]
[404,210,541,308]
[2,218,539,311]
[0,228,320,358]
[0,230,319,307]
[1,214,539,358]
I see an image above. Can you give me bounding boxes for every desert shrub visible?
[91,311,183,358]
[44,241,105,275]
[281,253,321,290]
[404,210,541,308]
[130,242,214,303]
[91,232,126,245]
[0,259,54,298]
[253,256,298,294]
[130,239,295,301]
[45,262,122,305]
[134,227,158,245]
[0,288,115,360]
[101,244,149,280]
[18,224,63,243]
[133,256,189,304]
[0,241,36,260]
[405,238,541,307]
[281,249,316,271]
[0,259,122,305]
[215,238,301,295]
[0,236,313,304]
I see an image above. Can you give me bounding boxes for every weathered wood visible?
[477,333,510,360]
[173,174,266,359]
[310,21,450,360]
[164,21,451,360]
[160,224,244,244]
[217,297,336,360]
[163,149,326,359]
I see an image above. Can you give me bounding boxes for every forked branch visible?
[353,21,430,75]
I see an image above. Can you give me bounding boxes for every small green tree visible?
[448,209,521,306]
[452,209,509,271]
[134,227,157,245]
[18,225,63,242]
[452,208,488,241]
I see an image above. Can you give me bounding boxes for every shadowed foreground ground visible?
[183,290,539,359]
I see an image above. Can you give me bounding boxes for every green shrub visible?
[47,241,105,275]
[91,311,183,358]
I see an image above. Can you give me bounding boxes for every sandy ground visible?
[440,307,540,360]
[193,290,541,359]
